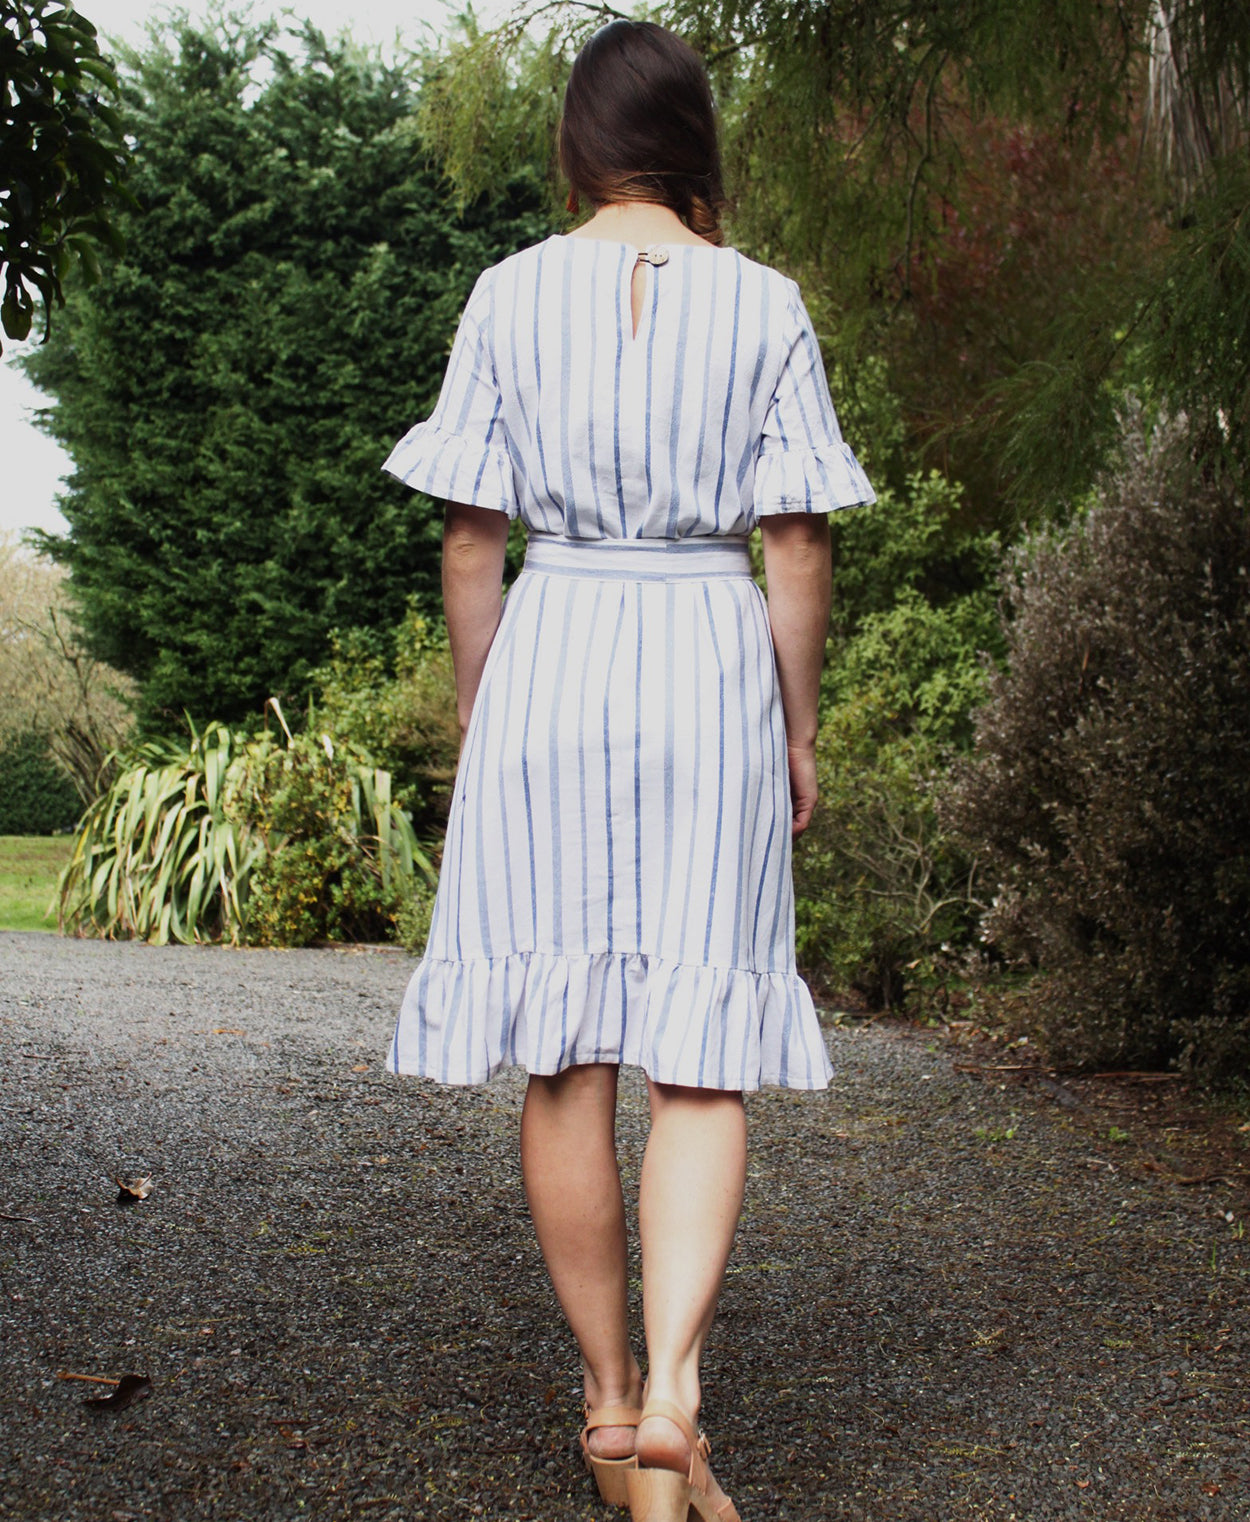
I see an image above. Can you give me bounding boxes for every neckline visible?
[548,233,733,256]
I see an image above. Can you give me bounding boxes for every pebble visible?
[0,932,1245,1520]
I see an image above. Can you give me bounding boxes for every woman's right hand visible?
[788,741,818,838]
[443,502,509,765]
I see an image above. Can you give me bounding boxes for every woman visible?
[382,20,874,1522]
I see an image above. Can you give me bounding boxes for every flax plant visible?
[58,708,430,945]
[58,719,259,943]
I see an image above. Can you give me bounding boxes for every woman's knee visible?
[527,1062,620,1112]
[645,1077,743,1117]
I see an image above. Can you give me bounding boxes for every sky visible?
[1,0,507,544]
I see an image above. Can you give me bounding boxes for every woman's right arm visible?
[442,502,510,746]
[759,512,833,838]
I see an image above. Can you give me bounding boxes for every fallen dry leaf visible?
[115,1176,153,1204]
[211,1027,245,1036]
[83,1374,152,1413]
[351,1063,368,1072]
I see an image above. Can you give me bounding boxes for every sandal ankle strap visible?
[583,1403,642,1431]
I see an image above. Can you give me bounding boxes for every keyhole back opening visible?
[630,261,647,341]
[628,247,668,341]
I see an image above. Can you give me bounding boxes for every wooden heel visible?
[630,1400,740,1522]
[626,1465,693,1522]
[580,1402,642,1509]
[587,1452,637,1507]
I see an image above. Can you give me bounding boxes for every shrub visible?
[792,472,1003,1008]
[795,692,981,1010]
[235,725,433,948]
[0,536,136,805]
[0,728,81,835]
[59,708,433,945]
[823,584,1005,751]
[827,467,1003,637]
[394,874,438,956]
[309,606,460,835]
[943,412,1250,1078]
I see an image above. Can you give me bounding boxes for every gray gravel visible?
[0,931,1246,1522]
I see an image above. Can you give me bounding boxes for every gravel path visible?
[0,932,1245,1522]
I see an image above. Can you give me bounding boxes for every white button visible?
[639,244,669,266]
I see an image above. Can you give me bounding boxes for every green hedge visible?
[0,730,81,835]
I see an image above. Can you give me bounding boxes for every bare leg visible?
[520,1064,642,1458]
[636,1080,746,1471]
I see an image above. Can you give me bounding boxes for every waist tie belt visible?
[522,534,753,582]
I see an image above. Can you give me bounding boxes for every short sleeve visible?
[752,280,875,517]
[382,271,519,517]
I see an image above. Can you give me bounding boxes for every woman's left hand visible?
[788,741,818,838]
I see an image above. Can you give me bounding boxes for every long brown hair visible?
[558,21,727,246]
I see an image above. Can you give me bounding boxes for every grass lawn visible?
[0,835,72,932]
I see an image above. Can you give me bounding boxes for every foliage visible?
[793,470,1002,1007]
[0,534,134,801]
[943,411,1250,1079]
[827,464,1002,639]
[420,1,1249,516]
[986,149,1250,507]
[23,17,547,727]
[825,586,1004,753]
[0,726,80,833]
[394,873,437,956]
[59,719,262,942]
[795,696,979,1010]
[58,708,433,946]
[415,9,569,221]
[887,116,1165,516]
[0,1,129,353]
[309,604,460,833]
[235,719,435,949]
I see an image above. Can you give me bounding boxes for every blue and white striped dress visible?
[383,234,874,1090]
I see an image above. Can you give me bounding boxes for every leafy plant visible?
[394,874,438,956]
[793,469,1002,1008]
[795,694,979,1010]
[58,719,260,943]
[58,705,434,945]
[235,706,435,948]
[309,606,461,834]
[0,727,81,834]
[0,2,129,352]
[944,409,1250,1079]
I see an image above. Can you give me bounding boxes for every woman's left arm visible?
[442,502,510,744]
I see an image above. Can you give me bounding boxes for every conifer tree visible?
[24,18,546,726]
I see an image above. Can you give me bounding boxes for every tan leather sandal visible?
[580,1401,643,1507]
[625,1400,741,1522]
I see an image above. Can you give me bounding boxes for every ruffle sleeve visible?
[752,280,876,518]
[382,271,519,518]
